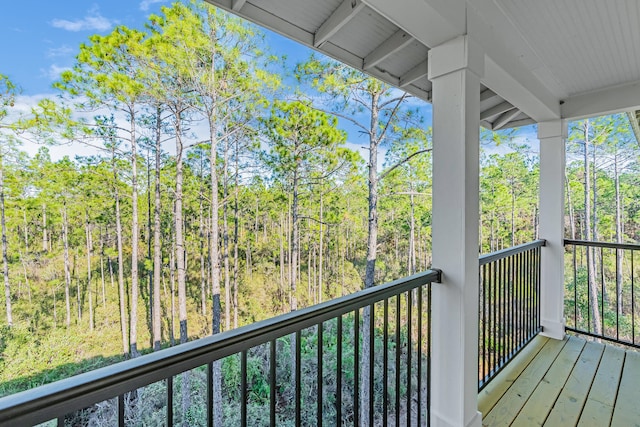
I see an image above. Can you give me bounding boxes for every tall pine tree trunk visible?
[85,213,94,331]
[223,137,231,331]
[409,191,416,275]
[42,204,48,253]
[206,32,223,421]
[173,113,191,423]
[152,106,163,351]
[130,110,140,357]
[62,204,71,328]
[614,151,624,314]
[233,139,240,329]
[361,90,381,427]
[174,115,188,345]
[566,175,576,239]
[319,192,324,303]
[0,158,11,327]
[114,157,129,356]
[583,119,602,335]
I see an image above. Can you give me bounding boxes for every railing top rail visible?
[0,269,441,426]
[564,239,640,251]
[479,239,546,266]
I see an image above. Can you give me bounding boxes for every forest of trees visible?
[0,0,639,425]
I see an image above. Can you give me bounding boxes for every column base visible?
[540,318,565,340]
[432,411,482,427]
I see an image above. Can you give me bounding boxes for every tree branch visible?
[379,147,432,181]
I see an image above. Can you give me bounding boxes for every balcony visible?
[3,239,638,425]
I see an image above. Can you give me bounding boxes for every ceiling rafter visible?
[480,101,516,121]
[400,60,428,88]
[480,88,498,102]
[492,109,522,130]
[364,30,414,70]
[314,0,365,48]
[231,0,247,11]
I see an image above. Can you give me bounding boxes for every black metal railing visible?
[478,240,544,390]
[565,239,640,349]
[0,269,440,427]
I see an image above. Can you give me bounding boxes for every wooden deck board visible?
[511,336,586,426]
[478,335,550,416]
[480,335,640,427]
[578,344,625,427]
[482,336,567,426]
[544,341,604,426]
[611,349,640,427]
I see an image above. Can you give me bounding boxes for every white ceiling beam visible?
[363,0,465,48]
[627,111,640,145]
[400,60,428,87]
[480,88,498,102]
[492,108,522,130]
[231,0,247,11]
[561,80,640,121]
[203,1,315,46]
[500,117,536,129]
[467,5,561,122]
[314,0,365,48]
[364,30,414,70]
[480,101,515,121]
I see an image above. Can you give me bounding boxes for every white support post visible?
[429,35,483,427]
[538,120,567,340]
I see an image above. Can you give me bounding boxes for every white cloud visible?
[51,7,116,32]
[48,45,74,58]
[41,64,72,81]
[139,0,167,11]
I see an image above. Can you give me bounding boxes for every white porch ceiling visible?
[205,0,640,128]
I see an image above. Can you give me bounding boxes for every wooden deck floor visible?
[478,334,640,426]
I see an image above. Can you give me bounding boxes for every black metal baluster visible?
[528,249,533,337]
[395,295,401,427]
[270,339,276,427]
[207,363,213,427]
[417,287,423,427]
[295,331,301,427]
[407,291,412,427]
[167,376,173,427]
[509,253,523,357]
[354,310,360,427]
[384,298,389,427]
[573,245,578,329]
[118,394,125,427]
[500,257,505,368]
[337,316,343,424]
[369,304,375,427]
[537,247,541,331]
[491,260,496,377]
[318,323,323,427]
[516,252,520,349]
[601,247,605,338]
[587,246,592,334]
[427,283,432,427]
[632,251,636,345]
[517,253,523,350]
[241,350,248,427]
[479,264,484,387]
[616,249,620,341]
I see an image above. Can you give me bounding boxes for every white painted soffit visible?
[204,0,554,129]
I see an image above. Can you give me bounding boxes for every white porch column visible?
[538,120,567,340]
[428,35,483,427]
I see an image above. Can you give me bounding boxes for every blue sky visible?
[1,1,162,94]
[1,0,534,159]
